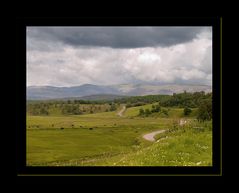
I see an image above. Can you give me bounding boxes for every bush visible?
[144,109,151,117]
[170,120,179,132]
[197,99,212,121]
[109,103,117,111]
[151,104,161,113]
[184,107,192,116]
[126,104,132,108]
[138,108,145,116]
[161,109,169,116]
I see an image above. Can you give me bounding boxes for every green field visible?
[27,104,212,166]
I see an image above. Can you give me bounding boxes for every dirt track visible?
[143,130,166,142]
[117,106,126,117]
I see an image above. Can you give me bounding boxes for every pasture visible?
[27,104,212,166]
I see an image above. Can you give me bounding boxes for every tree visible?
[126,103,132,108]
[197,100,212,121]
[184,107,192,116]
[110,103,117,111]
[151,104,161,113]
[145,109,151,117]
[40,107,48,115]
[61,105,82,115]
[139,108,145,116]
[72,105,82,115]
[154,104,161,112]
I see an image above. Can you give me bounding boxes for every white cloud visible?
[27,31,212,87]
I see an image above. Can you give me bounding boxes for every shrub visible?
[197,99,212,121]
[144,109,151,117]
[138,108,145,116]
[161,109,169,116]
[184,107,192,116]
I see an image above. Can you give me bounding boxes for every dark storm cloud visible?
[27,27,210,49]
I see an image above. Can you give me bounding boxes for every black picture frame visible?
[15,17,222,180]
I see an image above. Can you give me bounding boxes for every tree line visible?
[27,91,212,121]
[137,91,212,121]
[27,102,118,116]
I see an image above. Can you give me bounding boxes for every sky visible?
[27,27,212,87]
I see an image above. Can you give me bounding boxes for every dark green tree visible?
[184,107,192,116]
[139,108,145,116]
[145,109,151,117]
[197,100,212,121]
[40,107,49,115]
[109,103,117,111]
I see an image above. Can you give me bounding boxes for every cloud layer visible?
[27,27,212,87]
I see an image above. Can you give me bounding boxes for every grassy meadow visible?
[27,99,212,166]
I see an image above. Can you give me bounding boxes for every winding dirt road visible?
[143,130,166,142]
[117,106,126,117]
[117,106,166,142]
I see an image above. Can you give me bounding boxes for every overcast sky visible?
[27,27,212,87]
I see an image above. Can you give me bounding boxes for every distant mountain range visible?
[27,83,212,100]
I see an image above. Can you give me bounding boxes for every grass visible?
[59,120,212,166]
[27,127,137,165]
[125,103,198,118]
[27,104,212,166]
